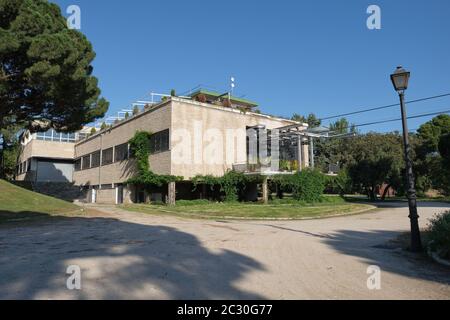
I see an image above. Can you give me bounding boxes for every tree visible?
[170,89,176,97]
[100,122,107,131]
[132,105,140,115]
[414,115,450,195]
[0,124,20,179]
[439,133,450,162]
[125,112,130,119]
[0,0,109,132]
[90,127,96,135]
[346,133,404,200]
[417,115,450,154]
[291,113,321,128]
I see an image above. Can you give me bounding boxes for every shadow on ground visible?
[0,211,265,300]
[323,229,450,288]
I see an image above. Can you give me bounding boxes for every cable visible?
[319,93,450,121]
[328,109,450,134]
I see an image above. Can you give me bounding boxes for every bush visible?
[325,170,352,195]
[427,211,450,260]
[274,169,326,202]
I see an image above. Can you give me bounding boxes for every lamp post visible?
[390,66,422,252]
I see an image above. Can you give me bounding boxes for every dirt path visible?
[0,202,449,299]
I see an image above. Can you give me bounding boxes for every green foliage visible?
[326,170,352,195]
[329,118,357,135]
[0,0,108,131]
[417,114,450,154]
[0,124,20,178]
[291,113,321,128]
[414,116,450,195]
[220,171,247,202]
[427,211,450,260]
[132,105,140,115]
[170,89,176,97]
[100,122,108,131]
[192,171,253,202]
[273,169,326,202]
[439,133,450,162]
[127,131,182,189]
[90,127,96,135]
[318,132,404,200]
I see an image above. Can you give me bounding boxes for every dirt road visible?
[1,202,449,299]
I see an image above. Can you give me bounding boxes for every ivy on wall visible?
[126,131,182,189]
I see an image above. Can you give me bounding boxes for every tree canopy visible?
[0,0,109,132]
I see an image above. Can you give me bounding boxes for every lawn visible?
[121,196,375,220]
[0,180,85,224]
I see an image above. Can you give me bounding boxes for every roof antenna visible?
[229,77,235,101]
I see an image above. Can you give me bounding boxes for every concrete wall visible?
[16,139,75,182]
[170,99,302,179]
[73,101,172,186]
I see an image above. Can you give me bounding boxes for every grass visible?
[121,196,375,220]
[0,179,87,224]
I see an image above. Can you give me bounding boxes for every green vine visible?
[127,131,182,188]
[192,171,264,202]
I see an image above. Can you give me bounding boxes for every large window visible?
[91,151,101,168]
[149,129,169,154]
[82,155,91,170]
[115,143,129,162]
[35,129,76,143]
[102,147,113,166]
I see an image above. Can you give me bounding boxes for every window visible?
[101,184,113,190]
[27,160,31,172]
[149,129,169,154]
[115,143,129,162]
[35,129,76,143]
[102,147,113,166]
[74,158,82,171]
[82,155,91,170]
[91,151,101,168]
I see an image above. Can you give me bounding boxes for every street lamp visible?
[390,66,423,252]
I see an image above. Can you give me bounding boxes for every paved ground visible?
[0,202,449,300]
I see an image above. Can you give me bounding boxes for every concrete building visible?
[15,127,94,183]
[16,91,311,204]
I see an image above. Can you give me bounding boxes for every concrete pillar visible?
[262,177,269,205]
[309,137,315,169]
[297,136,303,171]
[168,182,176,206]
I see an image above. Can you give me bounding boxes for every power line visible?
[319,93,450,121]
[328,109,450,135]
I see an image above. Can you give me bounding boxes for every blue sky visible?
[52,0,450,132]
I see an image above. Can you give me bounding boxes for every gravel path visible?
[0,202,449,300]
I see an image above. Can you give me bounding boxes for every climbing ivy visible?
[127,131,182,188]
[193,171,263,202]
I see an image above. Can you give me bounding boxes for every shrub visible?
[274,169,326,202]
[325,170,352,195]
[427,211,450,260]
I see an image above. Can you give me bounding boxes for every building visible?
[15,127,93,183]
[16,90,311,204]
